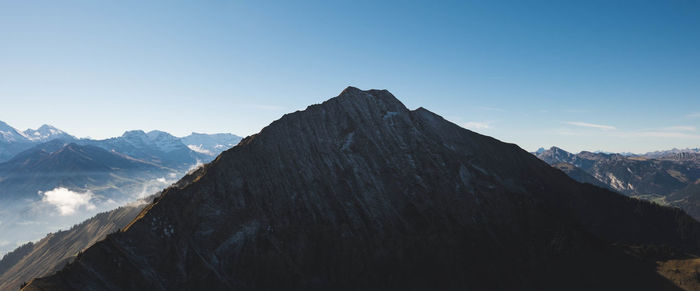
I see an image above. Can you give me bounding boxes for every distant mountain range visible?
[0,140,166,204]
[0,120,242,256]
[0,121,242,204]
[535,146,700,219]
[21,87,700,290]
[0,120,243,164]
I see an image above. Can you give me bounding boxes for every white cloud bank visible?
[40,187,96,215]
[565,121,616,130]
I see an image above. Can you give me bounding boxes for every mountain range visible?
[20,87,700,290]
[535,147,700,220]
[0,121,241,257]
[0,121,242,164]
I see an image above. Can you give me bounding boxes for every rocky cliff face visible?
[24,87,700,290]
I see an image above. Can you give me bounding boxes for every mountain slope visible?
[24,87,700,290]
[0,201,148,291]
[548,162,612,190]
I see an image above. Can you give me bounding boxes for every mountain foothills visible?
[20,88,700,290]
[535,147,700,220]
[0,121,241,256]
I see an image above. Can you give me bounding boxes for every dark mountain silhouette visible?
[23,87,700,290]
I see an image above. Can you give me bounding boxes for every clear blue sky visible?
[1,0,698,153]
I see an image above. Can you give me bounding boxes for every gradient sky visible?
[1,0,699,153]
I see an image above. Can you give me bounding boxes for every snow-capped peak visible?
[0,120,30,143]
[119,130,185,152]
[23,124,73,142]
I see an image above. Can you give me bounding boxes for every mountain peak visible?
[0,121,29,143]
[122,130,147,137]
[549,146,566,152]
[0,120,13,129]
[37,124,57,130]
[338,85,362,96]
[335,87,404,109]
[22,124,73,142]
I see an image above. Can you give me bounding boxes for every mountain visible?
[0,120,239,166]
[0,122,76,162]
[548,162,612,190]
[23,87,700,290]
[0,122,240,256]
[0,140,169,203]
[0,121,34,162]
[0,121,29,143]
[643,148,700,161]
[80,130,210,170]
[181,132,242,157]
[0,140,179,256]
[535,147,700,218]
[22,125,75,143]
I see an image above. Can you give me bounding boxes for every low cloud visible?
[134,177,172,199]
[462,121,491,130]
[565,121,616,130]
[40,187,96,215]
[187,144,214,156]
[187,160,205,174]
